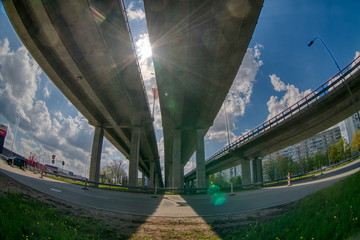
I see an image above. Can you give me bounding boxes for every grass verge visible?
[0,193,125,240]
[225,171,360,240]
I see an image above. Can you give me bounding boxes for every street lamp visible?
[11,115,19,152]
[223,98,231,151]
[308,37,342,72]
[224,97,237,176]
[308,36,360,119]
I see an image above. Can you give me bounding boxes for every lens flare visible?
[207,183,227,206]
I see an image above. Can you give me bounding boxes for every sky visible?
[0,0,359,178]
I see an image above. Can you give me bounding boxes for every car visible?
[7,157,26,169]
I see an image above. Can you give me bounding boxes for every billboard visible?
[0,124,7,137]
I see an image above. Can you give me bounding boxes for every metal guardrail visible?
[205,55,360,164]
[120,0,152,115]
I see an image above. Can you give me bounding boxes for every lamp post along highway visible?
[224,98,231,152]
[308,36,360,120]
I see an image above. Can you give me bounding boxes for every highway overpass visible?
[3,0,162,187]
[144,0,264,189]
[185,55,360,186]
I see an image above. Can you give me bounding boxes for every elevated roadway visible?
[3,0,162,187]
[144,0,264,188]
[185,56,360,185]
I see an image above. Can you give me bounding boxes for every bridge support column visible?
[149,161,155,188]
[89,126,104,183]
[129,127,141,187]
[241,160,251,186]
[196,129,206,190]
[164,143,172,187]
[250,159,255,184]
[256,158,263,185]
[142,174,145,187]
[172,129,183,190]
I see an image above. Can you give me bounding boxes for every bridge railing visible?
[205,54,360,165]
[120,0,152,115]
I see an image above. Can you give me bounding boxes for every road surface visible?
[1,159,359,217]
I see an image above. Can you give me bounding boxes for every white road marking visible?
[50,188,62,192]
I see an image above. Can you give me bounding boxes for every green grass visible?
[225,171,360,240]
[0,193,125,240]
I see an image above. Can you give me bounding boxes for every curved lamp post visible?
[308,36,360,118]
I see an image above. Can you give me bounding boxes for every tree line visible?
[263,131,360,181]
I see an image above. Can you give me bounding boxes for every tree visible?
[263,157,277,181]
[230,175,242,186]
[306,155,315,171]
[329,144,339,164]
[100,160,127,185]
[351,130,360,154]
[329,137,350,163]
[298,157,308,174]
[209,171,229,188]
[314,151,327,169]
[277,155,293,179]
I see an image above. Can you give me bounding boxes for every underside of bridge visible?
[185,60,360,186]
[144,0,264,189]
[4,0,162,187]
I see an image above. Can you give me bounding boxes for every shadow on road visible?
[0,168,165,239]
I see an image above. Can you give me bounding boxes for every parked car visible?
[7,157,26,169]
[0,154,10,161]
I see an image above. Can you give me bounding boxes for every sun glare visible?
[137,35,152,61]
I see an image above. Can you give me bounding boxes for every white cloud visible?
[0,38,95,175]
[0,38,40,123]
[270,74,287,92]
[206,44,263,142]
[43,87,50,98]
[266,74,312,120]
[126,2,145,21]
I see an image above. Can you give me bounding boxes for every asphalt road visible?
[1,160,359,217]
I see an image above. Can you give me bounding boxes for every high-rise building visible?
[339,113,360,143]
[263,126,341,162]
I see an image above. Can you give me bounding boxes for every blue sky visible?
[0,0,359,177]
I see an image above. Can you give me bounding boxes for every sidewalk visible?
[0,159,62,183]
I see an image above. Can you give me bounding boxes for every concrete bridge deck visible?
[3,0,162,187]
[144,0,264,188]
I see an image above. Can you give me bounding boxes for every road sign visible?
[0,124,7,137]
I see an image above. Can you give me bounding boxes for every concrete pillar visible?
[256,158,263,184]
[251,159,258,183]
[149,161,155,188]
[129,127,141,187]
[241,160,251,186]
[196,129,206,189]
[142,174,145,187]
[165,160,172,187]
[89,126,104,183]
[250,159,254,184]
[172,129,183,190]
[155,173,159,188]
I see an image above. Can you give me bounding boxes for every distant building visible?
[339,113,360,143]
[222,113,359,181]
[263,126,341,162]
